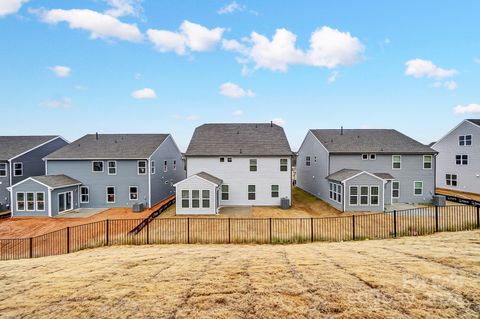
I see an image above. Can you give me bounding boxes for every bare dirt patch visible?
[0,230,478,318]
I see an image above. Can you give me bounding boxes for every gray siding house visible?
[432,119,480,194]
[8,133,185,216]
[296,129,437,212]
[175,123,293,215]
[0,136,68,211]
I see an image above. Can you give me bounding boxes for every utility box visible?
[433,195,446,207]
[280,197,290,210]
[132,203,144,212]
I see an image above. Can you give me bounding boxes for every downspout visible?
[48,188,52,217]
[148,159,152,208]
[342,181,345,212]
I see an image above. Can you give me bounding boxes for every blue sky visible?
[0,0,479,151]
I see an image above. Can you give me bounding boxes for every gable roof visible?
[186,123,292,156]
[195,172,223,186]
[327,168,394,183]
[467,119,480,126]
[310,129,436,154]
[0,136,61,161]
[432,119,480,148]
[32,175,82,189]
[45,134,169,160]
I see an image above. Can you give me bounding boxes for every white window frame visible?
[106,186,116,203]
[423,155,432,170]
[0,163,6,177]
[80,186,89,203]
[349,186,358,205]
[92,161,104,173]
[151,160,156,174]
[173,160,177,170]
[16,192,25,211]
[455,154,468,165]
[129,186,138,200]
[107,160,117,175]
[459,135,472,146]
[36,192,45,211]
[192,190,200,208]
[248,185,256,200]
[392,181,400,199]
[446,174,458,187]
[26,192,35,211]
[306,156,311,166]
[362,154,369,160]
[163,160,168,173]
[13,162,23,176]
[329,182,342,203]
[137,160,147,175]
[249,159,257,172]
[227,157,232,162]
[271,185,279,198]
[221,185,229,201]
[413,181,423,196]
[392,155,401,170]
[465,134,472,146]
[280,159,288,172]
[359,185,369,206]
[219,157,225,163]
[370,154,376,160]
[370,186,380,206]
[58,191,73,213]
[202,190,210,208]
[181,190,189,208]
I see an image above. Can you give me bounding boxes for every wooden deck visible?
[436,188,480,202]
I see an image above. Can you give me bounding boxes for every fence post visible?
[66,227,70,254]
[228,218,231,244]
[269,218,272,243]
[29,237,33,258]
[393,210,397,238]
[106,219,109,246]
[435,206,439,232]
[352,215,356,240]
[310,218,314,242]
[146,222,150,245]
[187,218,190,244]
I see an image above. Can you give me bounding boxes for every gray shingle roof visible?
[467,119,480,126]
[186,123,292,156]
[195,172,223,185]
[310,129,436,154]
[45,134,169,159]
[0,136,60,161]
[31,175,82,189]
[327,169,394,182]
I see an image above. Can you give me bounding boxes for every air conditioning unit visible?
[280,197,290,210]
[433,195,446,207]
[132,203,144,212]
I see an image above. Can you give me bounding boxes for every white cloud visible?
[35,8,143,42]
[186,114,200,121]
[384,38,391,44]
[131,88,157,99]
[104,0,142,18]
[147,20,224,55]
[474,57,480,64]
[49,65,71,77]
[42,97,72,108]
[232,109,243,116]
[74,84,87,90]
[219,82,254,98]
[223,26,364,72]
[134,72,142,80]
[405,59,457,79]
[0,0,28,17]
[444,80,458,91]
[453,103,480,114]
[271,118,286,126]
[217,1,244,14]
[327,70,339,83]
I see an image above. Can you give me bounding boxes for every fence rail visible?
[1,205,479,261]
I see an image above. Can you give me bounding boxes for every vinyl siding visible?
[50,186,80,217]
[344,174,385,212]
[175,175,217,215]
[0,161,9,209]
[10,179,49,217]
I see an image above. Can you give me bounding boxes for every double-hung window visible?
[329,183,342,203]
[106,186,115,203]
[459,135,472,146]
[173,160,177,170]
[164,160,168,172]
[249,159,257,172]
[370,186,379,205]
[182,190,189,208]
[446,174,457,186]
[16,193,25,211]
[0,163,6,177]
[221,185,229,200]
[349,186,358,205]
[36,192,45,211]
[107,161,117,175]
[192,190,200,208]
[248,185,256,200]
[360,186,369,205]
[137,161,147,175]
[80,186,89,203]
[392,155,401,170]
[151,161,156,174]
[306,156,311,166]
[423,155,432,169]
[392,181,400,199]
[202,190,210,208]
[455,155,468,165]
[13,162,23,176]
[129,186,138,200]
[414,181,423,196]
[26,192,35,211]
[271,185,279,198]
[92,161,104,172]
[280,159,288,171]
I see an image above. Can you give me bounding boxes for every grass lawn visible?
[0,230,478,318]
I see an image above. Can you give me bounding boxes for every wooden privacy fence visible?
[1,205,479,260]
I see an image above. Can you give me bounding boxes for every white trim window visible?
[151,160,156,174]
[26,192,35,211]
[92,161,104,172]
[163,160,168,172]
[329,183,342,203]
[106,186,115,203]
[137,160,147,175]
[221,185,229,200]
[414,181,423,196]
[182,190,189,208]
[13,162,23,176]
[173,160,177,170]
[219,157,225,163]
[446,174,457,186]
[459,135,472,146]
[0,163,6,177]
[349,186,358,205]
[36,192,45,211]
[107,161,117,175]
[202,190,210,208]
[16,192,25,211]
[271,185,279,198]
[360,186,369,205]
[248,185,256,200]
[306,156,311,166]
[370,186,379,206]
[370,154,376,160]
[227,157,232,162]
[129,186,138,200]
[392,155,401,170]
[280,159,288,172]
[192,190,200,208]
[362,154,368,160]
[392,181,400,199]
[455,155,468,165]
[80,186,89,203]
[423,155,432,169]
[58,191,73,213]
[249,159,257,172]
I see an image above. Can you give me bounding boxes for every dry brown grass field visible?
[0,230,479,318]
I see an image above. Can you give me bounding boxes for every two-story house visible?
[296,128,437,212]
[174,123,293,214]
[0,136,68,211]
[432,119,480,195]
[8,133,185,217]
